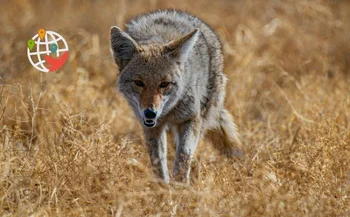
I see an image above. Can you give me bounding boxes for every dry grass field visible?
[0,0,349,216]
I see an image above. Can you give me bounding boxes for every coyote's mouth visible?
[143,119,156,128]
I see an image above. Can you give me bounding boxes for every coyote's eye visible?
[133,80,144,87]
[159,82,170,88]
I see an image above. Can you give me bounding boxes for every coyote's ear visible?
[110,26,140,69]
[164,29,200,63]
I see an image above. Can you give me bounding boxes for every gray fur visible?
[110,9,241,184]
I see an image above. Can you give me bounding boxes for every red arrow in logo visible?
[45,51,69,72]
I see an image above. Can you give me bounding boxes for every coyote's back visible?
[110,9,241,184]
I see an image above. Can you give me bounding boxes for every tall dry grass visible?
[0,0,349,216]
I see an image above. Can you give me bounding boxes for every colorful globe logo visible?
[27,29,69,73]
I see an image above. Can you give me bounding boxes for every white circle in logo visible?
[27,30,69,73]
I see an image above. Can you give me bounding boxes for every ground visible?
[0,0,349,216]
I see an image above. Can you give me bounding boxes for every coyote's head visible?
[110,26,199,128]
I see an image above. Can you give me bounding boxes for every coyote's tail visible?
[206,109,243,157]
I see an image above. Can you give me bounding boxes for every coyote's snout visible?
[110,9,242,184]
[143,108,157,127]
[135,75,178,128]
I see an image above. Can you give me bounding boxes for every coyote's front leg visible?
[172,117,202,183]
[143,126,169,183]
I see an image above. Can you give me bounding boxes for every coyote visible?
[110,9,241,184]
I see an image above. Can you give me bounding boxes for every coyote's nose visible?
[144,108,157,119]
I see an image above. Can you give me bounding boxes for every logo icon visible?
[27,29,69,72]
